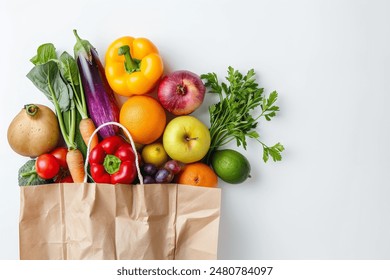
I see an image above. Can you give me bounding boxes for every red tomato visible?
[55,173,73,183]
[50,147,68,169]
[60,175,74,183]
[36,153,60,179]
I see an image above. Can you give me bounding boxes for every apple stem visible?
[176,84,187,95]
[185,136,198,141]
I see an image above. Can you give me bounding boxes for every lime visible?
[211,149,251,184]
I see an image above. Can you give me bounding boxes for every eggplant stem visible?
[73,29,82,42]
[73,29,92,61]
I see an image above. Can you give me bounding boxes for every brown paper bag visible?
[19,182,221,260]
[19,122,221,260]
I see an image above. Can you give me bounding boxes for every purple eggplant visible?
[73,29,120,139]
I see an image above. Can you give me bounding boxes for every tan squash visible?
[7,104,60,157]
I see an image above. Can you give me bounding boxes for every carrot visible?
[79,118,99,150]
[66,149,85,183]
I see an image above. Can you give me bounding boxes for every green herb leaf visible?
[27,42,79,150]
[263,147,270,162]
[202,66,283,164]
[59,51,80,86]
[263,142,285,162]
[267,91,278,107]
[30,43,57,65]
[247,131,260,139]
[262,91,280,121]
[26,60,71,112]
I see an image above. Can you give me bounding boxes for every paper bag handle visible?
[83,121,144,185]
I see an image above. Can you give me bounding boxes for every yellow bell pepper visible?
[105,36,164,96]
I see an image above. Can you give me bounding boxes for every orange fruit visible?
[176,162,218,188]
[119,95,166,144]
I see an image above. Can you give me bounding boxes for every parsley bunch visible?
[201,66,284,164]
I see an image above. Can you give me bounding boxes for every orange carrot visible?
[79,118,99,150]
[66,149,85,183]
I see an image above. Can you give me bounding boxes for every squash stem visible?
[24,104,39,116]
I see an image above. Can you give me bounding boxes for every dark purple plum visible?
[142,163,158,176]
[155,168,174,183]
[143,175,156,184]
[164,160,183,175]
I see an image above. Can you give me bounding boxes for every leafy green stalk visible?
[201,66,284,164]
[27,43,77,149]
[58,51,88,120]
[18,159,52,186]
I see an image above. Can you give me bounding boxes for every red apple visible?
[157,70,206,115]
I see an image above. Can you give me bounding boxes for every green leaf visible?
[267,91,278,107]
[262,96,268,110]
[267,142,285,162]
[59,51,80,86]
[263,147,270,162]
[26,60,71,112]
[221,82,229,95]
[268,105,280,112]
[265,111,276,121]
[247,131,260,139]
[208,104,216,114]
[201,72,222,94]
[203,66,283,164]
[30,43,57,65]
[274,142,285,152]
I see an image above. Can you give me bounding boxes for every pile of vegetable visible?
[7,30,283,187]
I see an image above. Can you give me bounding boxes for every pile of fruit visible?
[7,30,284,188]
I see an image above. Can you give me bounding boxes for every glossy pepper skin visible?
[105,36,164,97]
[89,136,136,184]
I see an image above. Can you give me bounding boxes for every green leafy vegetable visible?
[27,60,72,113]
[201,66,284,163]
[59,52,80,86]
[27,42,89,161]
[18,159,53,186]
[59,51,88,120]
[30,43,57,65]
[27,44,76,149]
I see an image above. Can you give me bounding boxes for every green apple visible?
[163,116,210,163]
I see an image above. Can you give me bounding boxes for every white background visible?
[1,0,389,260]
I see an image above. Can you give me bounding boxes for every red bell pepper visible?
[89,135,137,184]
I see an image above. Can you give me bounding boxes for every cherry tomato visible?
[36,153,60,179]
[50,147,68,169]
[55,173,73,183]
[60,175,74,183]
